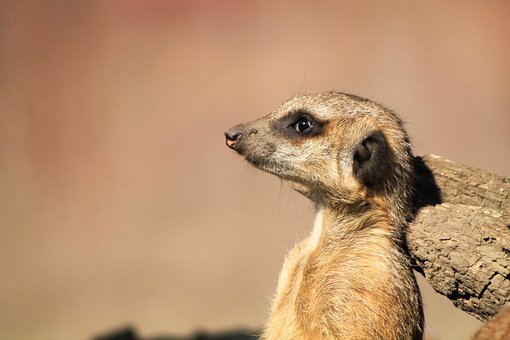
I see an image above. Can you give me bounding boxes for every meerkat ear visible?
[352,131,390,188]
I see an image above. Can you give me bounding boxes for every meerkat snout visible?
[225,125,262,156]
[224,130,242,149]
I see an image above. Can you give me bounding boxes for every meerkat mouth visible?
[246,156,303,185]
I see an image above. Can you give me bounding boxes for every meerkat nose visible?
[224,130,242,149]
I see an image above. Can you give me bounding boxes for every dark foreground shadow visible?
[93,326,259,340]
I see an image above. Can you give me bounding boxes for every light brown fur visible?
[473,305,510,340]
[225,92,423,339]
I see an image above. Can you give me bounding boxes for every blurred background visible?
[1,1,509,339]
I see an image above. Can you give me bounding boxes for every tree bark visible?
[409,154,510,321]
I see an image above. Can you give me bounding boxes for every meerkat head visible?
[225,92,414,218]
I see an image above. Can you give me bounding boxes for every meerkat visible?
[225,92,424,339]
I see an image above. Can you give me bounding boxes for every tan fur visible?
[226,92,423,339]
[473,305,510,340]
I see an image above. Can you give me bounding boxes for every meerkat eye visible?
[293,116,314,133]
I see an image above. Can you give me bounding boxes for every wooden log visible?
[409,155,510,321]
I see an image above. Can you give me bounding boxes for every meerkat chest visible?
[266,212,421,339]
[268,244,418,340]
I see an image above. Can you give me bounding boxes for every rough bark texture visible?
[409,154,510,321]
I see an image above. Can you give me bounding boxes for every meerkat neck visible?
[312,199,399,242]
[307,206,324,252]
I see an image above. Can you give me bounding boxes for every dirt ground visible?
[1,1,509,339]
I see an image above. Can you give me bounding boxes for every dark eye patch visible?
[274,110,326,139]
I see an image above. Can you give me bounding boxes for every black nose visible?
[224,130,242,149]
